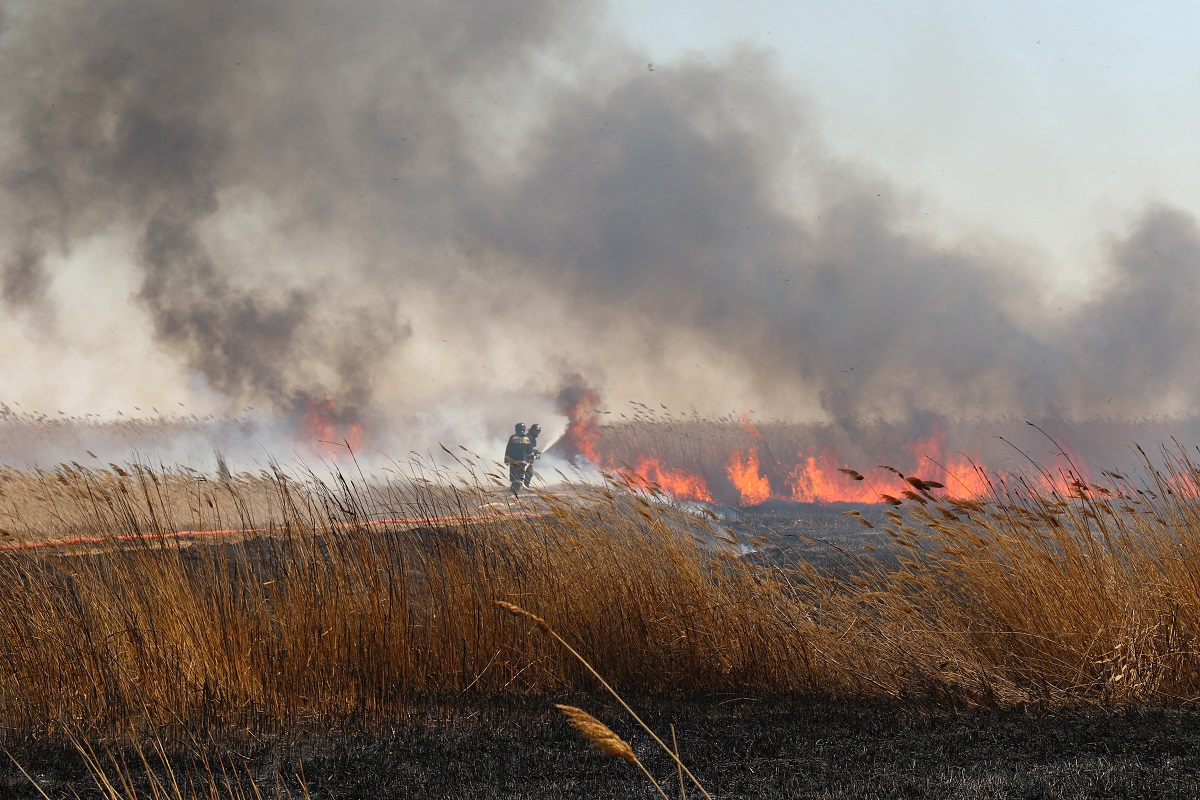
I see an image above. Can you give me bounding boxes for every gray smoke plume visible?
[1069,207,1200,413]
[0,0,1197,461]
[2,246,49,309]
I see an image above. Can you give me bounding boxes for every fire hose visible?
[0,509,535,552]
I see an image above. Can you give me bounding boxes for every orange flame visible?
[1026,436,1095,499]
[942,458,990,498]
[297,398,363,460]
[726,446,772,506]
[546,398,1019,506]
[556,375,602,464]
[575,421,600,464]
[907,430,990,499]
[628,456,714,503]
[738,411,763,440]
[789,453,880,504]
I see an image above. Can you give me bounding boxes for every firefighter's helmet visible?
[529,424,542,437]
[514,423,526,435]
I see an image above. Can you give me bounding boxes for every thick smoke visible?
[0,0,1197,465]
[1070,207,1200,413]
[3,247,42,305]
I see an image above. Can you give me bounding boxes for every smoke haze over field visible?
[1,0,1199,464]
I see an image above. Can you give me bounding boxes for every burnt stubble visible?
[5,697,1200,798]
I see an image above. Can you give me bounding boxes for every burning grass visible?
[1,437,1200,761]
[563,409,1197,507]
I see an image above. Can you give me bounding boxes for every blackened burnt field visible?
[4,447,1200,796]
[9,697,1200,798]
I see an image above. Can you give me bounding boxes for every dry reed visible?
[554,704,636,763]
[0,439,1199,756]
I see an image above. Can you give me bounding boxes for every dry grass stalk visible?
[555,704,636,762]
[495,600,550,632]
[505,601,714,800]
[555,704,672,800]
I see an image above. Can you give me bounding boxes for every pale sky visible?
[611,1,1200,288]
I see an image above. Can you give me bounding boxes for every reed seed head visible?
[494,600,550,632]
[555,704,637,764]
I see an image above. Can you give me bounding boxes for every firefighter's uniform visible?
[505,427,532,495]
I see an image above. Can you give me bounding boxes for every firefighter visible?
[504,423,532,495]
[523,423,542,489]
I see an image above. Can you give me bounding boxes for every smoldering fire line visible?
[0,511,536,552]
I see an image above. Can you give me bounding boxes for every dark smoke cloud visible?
[475,52,1074,423]
[138,216,310,402]
[0,0,557,414]
[0,0,1197,444]
[1070,207,1200,412]
[2,247,50,308]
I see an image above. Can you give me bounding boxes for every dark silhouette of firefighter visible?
[524,424,542,489]
[504,423,537,496]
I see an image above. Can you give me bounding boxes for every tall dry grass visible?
[865,443,1200,705]
[1,442,1200,748]
[0,462,287,543]
[0,453,807,744]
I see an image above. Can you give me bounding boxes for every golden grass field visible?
[1,432,1200,755]
[4,415,1200,797]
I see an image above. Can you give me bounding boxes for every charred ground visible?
[6,696,1200,798]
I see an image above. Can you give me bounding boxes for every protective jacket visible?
[505,433,532,465]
